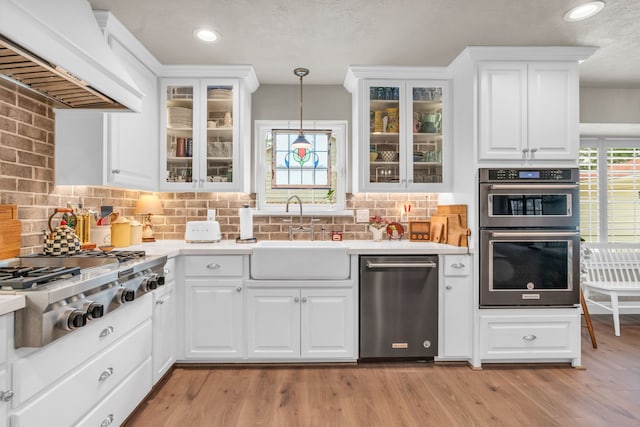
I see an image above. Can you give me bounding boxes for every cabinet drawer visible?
[12,295,152,406]
[74,357,152,427]
[12,320,151,427]
[443,255,471,276]
[480,310,579,360]
[184,255,244,277]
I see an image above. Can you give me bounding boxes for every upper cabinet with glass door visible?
[344,67,451,193]
[159,67,258,192]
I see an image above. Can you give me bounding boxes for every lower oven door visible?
[480,229,580,306]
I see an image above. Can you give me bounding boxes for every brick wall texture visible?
[0,79,439,255]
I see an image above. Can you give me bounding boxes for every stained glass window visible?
[271,129,332,189]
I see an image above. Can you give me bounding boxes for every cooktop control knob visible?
[157,276,165,286]
[142,274,159,291]
[84,302,104,319]
[116,288,136,304]
[63,309,88,330]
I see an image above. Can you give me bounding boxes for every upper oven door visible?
[479,183,579,228]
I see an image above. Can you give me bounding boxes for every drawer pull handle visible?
[156,299,165,305]
[522,334,537,341]
[98,367,114,382]
[206,263,221,270]
[451,262,465,269]
[0,390,13,402]
[100,414,114,427]
[111,169,121,174]
[99,326,114,338]
[445,285,453,290]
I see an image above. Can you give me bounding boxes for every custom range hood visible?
[0,0,142,111]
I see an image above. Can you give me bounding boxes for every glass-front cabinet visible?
[160,78,242,191]
[344,68,451,192]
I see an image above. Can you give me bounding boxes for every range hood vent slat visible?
[0,37,128,110]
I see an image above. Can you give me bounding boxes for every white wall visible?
[252,84,351,121]
[580,87,640,124]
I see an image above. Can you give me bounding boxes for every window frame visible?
[580,136,640,243]
[254,120,348,214]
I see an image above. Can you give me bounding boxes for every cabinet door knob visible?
[294,297,300,303]
[522,334,537,341]
[164,267,172,275]
[445,285,452,290]
[301,297,307,303]
[522,148,529,154]
[206,263,221,270]
[236,287,242,292]
[111,169,121,174]
[407,179,413,185]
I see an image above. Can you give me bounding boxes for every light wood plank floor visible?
[125,315,640,427]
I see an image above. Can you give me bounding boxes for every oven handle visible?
[488,184,578,190]
[489,231,580,238]
[366,262,437,269]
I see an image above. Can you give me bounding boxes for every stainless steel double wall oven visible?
[479,168,580,306]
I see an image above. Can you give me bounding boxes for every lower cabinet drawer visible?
[479,309,580,360]
[11,320,152,427]
[12,295,152,406]
[74,357,152,427]
[184,255,244,277]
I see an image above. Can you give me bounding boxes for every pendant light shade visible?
[292,67,312,150]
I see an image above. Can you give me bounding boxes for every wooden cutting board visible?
[437,205,469,246]
[0,204,21,259]
[441,214,471,247]
[429,215,448,243]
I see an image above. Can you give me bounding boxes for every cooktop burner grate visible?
[0,266,82,290]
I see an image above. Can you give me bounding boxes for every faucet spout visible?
[285,195,303,227]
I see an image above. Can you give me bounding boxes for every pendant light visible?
[291,67,312,149]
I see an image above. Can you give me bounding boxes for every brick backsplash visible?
[0,79,439,255]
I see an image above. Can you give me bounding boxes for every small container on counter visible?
[331,231,343,241]
[110,215,131,247]
[129,218,142,245]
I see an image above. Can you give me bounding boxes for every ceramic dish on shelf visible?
[386,222,404,240]
[207,88,232,99]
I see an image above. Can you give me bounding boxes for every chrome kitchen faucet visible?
[285,195,314,240]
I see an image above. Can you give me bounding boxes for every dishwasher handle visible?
[366,261,437,269]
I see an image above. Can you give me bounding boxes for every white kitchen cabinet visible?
[181,255,246,360]
[184,279,244,359]
[344,67,452,193]
[438,255,472,360]
[152,257,176,383]
[159,68,257,192]
[478,61,579,162]
[246,288,355,360]
[0,315,10,427]
[479,308,581,367]
[55,14,159,190]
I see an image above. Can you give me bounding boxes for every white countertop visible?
[126,239,470,257]
[0,295,25,316]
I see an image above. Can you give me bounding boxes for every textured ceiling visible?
[88,0,640,87]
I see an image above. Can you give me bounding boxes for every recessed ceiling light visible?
[563,1,605,22]
[193,28,220,42]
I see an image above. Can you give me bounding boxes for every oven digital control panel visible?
[482,168,577,182]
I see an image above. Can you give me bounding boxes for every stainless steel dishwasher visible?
[359,255,438,360]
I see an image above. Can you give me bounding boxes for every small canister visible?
[129,218,142,245]
[111,215,131,247]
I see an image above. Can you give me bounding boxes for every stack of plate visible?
[167,107,192,128]
[207,88,232,99]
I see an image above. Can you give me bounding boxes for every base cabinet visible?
[152,266,176,383]
[246,288,355,360]
[479,308,581,366]
[184,279,244,359]
[439,255,472,360]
